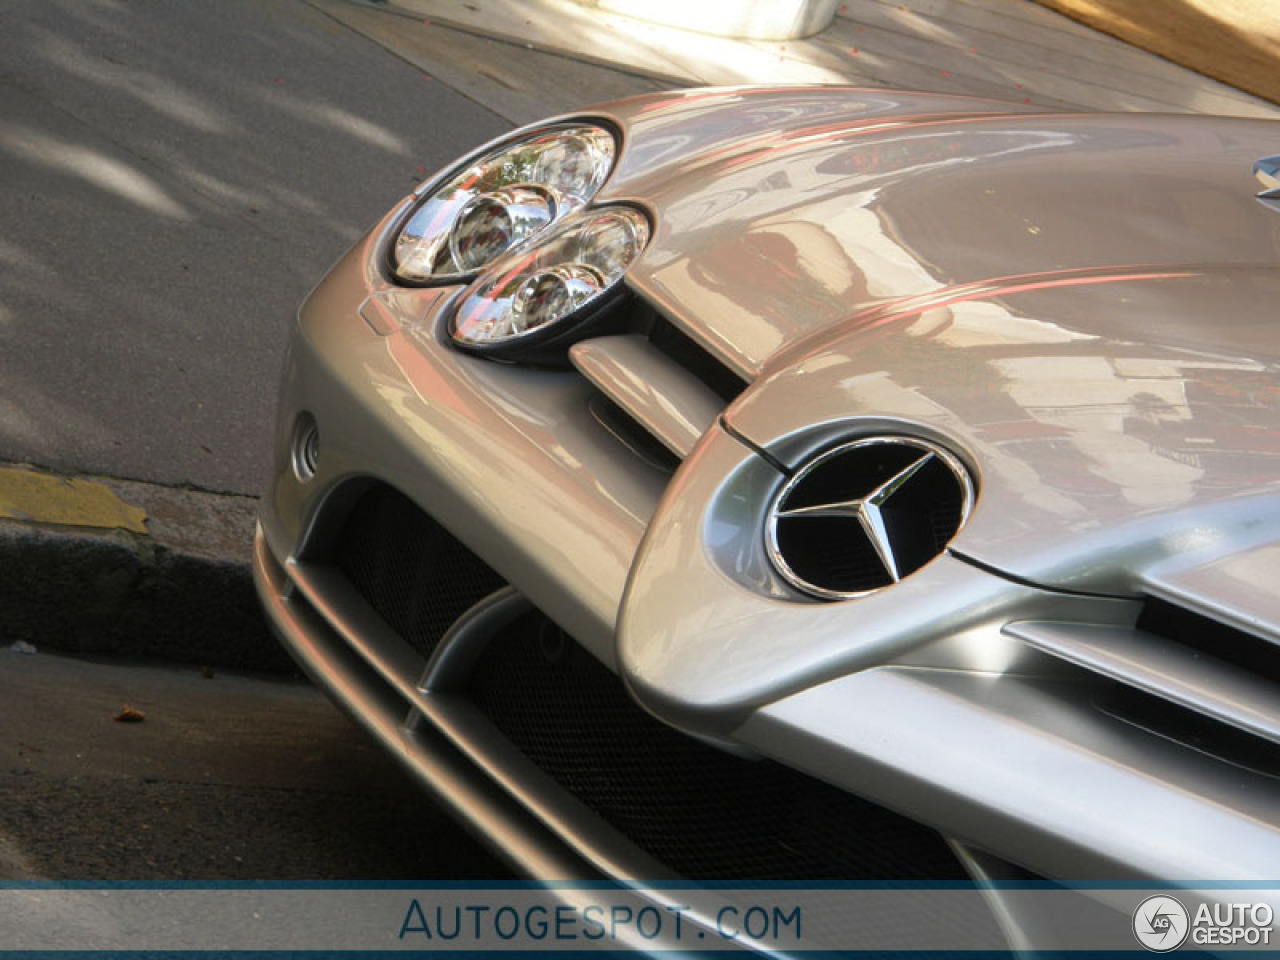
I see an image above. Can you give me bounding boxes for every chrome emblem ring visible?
[765,436,975,600]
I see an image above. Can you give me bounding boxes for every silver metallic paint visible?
[261,226,667,664]
[1006,619,1280,745]
[617,421,1139,731]
[723,269,1280,603]
[738,666,1280,882]
[603,100,1280,379]
[256,87,1280,898]
[569,334,721,458]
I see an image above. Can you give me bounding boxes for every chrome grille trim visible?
[571,334,723,459]
[252,532,595,884]
[288,560,427,695]
[261,537,699,887]
[1005,619,1280,746]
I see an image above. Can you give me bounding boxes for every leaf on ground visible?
[113,705,145,723]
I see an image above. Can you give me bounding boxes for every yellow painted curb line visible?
[0,467,148,534]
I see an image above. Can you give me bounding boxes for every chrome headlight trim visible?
[388,122,619,286]
[446,203,652,361]
[765,435,976,600]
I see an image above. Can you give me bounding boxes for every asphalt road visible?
[0,0,660,496]
[0,0,662,884]
[0,645,508,880]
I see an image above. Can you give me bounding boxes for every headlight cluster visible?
[390,122,649,360]
[392,124,615,283]
[452,207,648,348]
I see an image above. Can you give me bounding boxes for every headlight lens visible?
[392,124,615,283]
[450,206,650,348]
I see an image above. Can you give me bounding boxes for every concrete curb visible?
[0,465,291,673]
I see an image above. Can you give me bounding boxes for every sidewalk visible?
[376,0,1280,118]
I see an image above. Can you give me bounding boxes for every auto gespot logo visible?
[1133,895,1275,951]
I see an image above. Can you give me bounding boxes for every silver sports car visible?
[253,85,1280,939]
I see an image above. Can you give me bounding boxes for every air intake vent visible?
[333,485,507,660]
[766,436,974,600]
[645,315,748,404]
[467,611,971,882]
[1139,598,1280,685]
[1007,598,1280,766]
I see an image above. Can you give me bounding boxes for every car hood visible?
[602,88,1280,621]
[602,87,1280,379]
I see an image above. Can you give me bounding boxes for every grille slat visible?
[571,334,723,460]
[570,300,749,469]
[645,315,748,406]
[1007,611,1280,757]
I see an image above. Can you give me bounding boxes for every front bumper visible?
[258,214,677,665]
[254,210,1280,896]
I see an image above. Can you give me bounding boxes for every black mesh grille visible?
[334,485,507,661]
[775,517,888,593]
[468,613,967,882]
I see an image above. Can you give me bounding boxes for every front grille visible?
[575,298,748,470]
[1104,597,1280,773]
[467,612,967,882]
[334,485,506,661]
[1096,684,1280,778]
[611,295,749,407]
[1010,599,1280,777]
